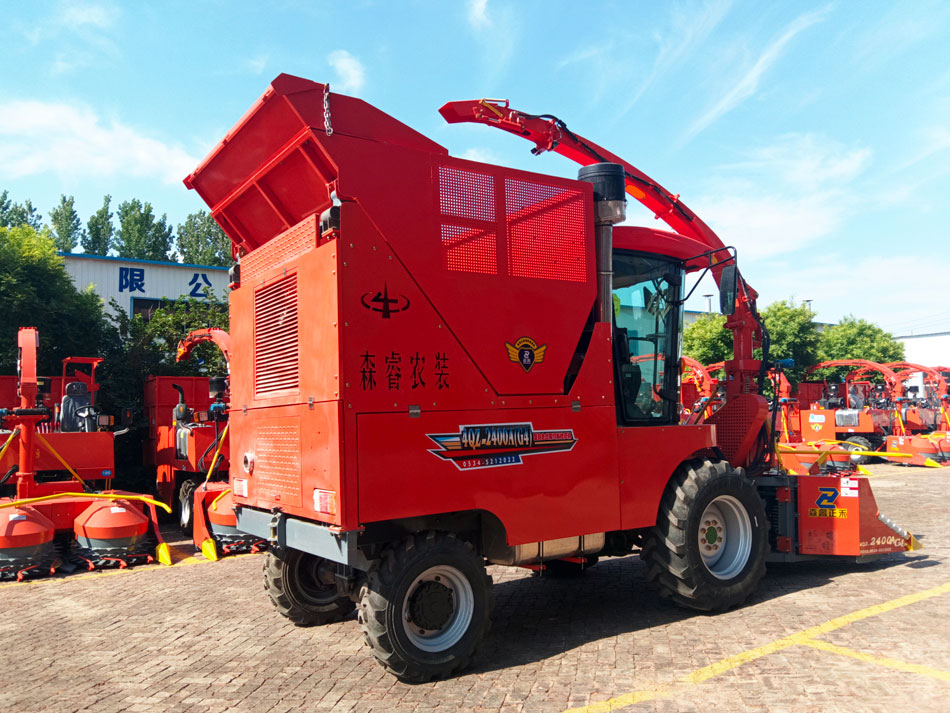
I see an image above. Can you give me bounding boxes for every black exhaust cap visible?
[577,162,625,202]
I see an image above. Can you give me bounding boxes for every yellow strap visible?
[0,490,171,513]
[35,433,86,488]
[0,428,20,463]
[210,488,231,512]
[895,408,906,436]
[204,424,229,484]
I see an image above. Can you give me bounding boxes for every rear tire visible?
[642,459,768,612]
[263,548,355,626]
[359,531,492,683]
[178,479,197,536]
[844,436,873,464]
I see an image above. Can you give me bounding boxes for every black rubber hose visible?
[0,464,17,487]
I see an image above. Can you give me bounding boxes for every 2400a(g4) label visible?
[427,422,577,471]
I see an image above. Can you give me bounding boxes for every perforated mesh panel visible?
[441,224,497,274]
[254,275,299,395]
[242,214,319,285]
[506,179,586,282]
[437,165,587,281]
[255,420,302,507]
[438,167,495,221]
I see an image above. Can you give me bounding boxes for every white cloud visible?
[897,126,950,172]
[467,0,490,30]
[60,2,118,30]
[693,132,870,260]
[680,5,831,145]
[757,253,950,327]
[328,50,366,94]
[245,53,269,76]
[0,100,199,185]
[460,147,503,165]
[722,133,872,190]
[624,0,734,113]
[698,190,848,260]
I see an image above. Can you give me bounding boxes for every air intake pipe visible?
[578,163,626,324]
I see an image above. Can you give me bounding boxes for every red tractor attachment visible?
[0,328,171,580]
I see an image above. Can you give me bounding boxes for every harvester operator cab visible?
[611,251,683,426]
[60,381,99,433]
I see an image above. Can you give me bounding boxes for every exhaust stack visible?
[578,163,626,324]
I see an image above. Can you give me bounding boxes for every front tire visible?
[263,548,355,626]
[642,459,768,612]
[359,531,492,683]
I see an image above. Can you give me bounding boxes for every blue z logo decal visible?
[816,487,839,508]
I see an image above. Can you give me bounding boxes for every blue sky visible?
[2,1,949,335]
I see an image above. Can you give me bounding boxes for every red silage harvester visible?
[0,328,171,580]
[184,75,921,681]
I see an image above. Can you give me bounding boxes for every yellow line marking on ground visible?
[562,580,950,713]
[799,638,950,682]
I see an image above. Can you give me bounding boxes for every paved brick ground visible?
[1,463,948,713]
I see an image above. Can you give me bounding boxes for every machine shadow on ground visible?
[458,551,936,676]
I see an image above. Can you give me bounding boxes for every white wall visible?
[63,254,229,316]
[898,333,950,367]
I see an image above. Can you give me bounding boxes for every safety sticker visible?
[428,422,576,470]
[840,477,859,498]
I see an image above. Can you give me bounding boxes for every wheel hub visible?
[698,495,752,580]
[407,580,454,631]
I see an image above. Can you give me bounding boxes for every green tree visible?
[682,313,731,365]
[83,195,114,255]
[0,225,104,373]
[756,299,819,383]
[49,194,84,252]
[98,293,229,417]
[114,199,175,261]
[176,211,232,266]
[816,317,904,380]
[0,191,43,230]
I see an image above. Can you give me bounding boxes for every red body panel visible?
[0,432,115,485]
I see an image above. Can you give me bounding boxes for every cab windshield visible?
[612,251,683,425]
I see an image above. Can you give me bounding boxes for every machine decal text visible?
[427,422,576,470]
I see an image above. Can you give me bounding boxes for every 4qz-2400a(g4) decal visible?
[427,423,576,471]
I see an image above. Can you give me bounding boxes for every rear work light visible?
[313,489,337,516]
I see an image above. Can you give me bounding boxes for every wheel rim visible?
[846,442,864,463]
[401,565,474,652]
[698,495,752,580]
[292,555,339,606]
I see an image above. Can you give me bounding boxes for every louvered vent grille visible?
[254,275,299,395]
[242,214,318,285]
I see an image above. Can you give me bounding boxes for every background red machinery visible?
[143,328,262,559]
[801,360,948,466]
[183,75,920,682]
[0,328,171,580]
